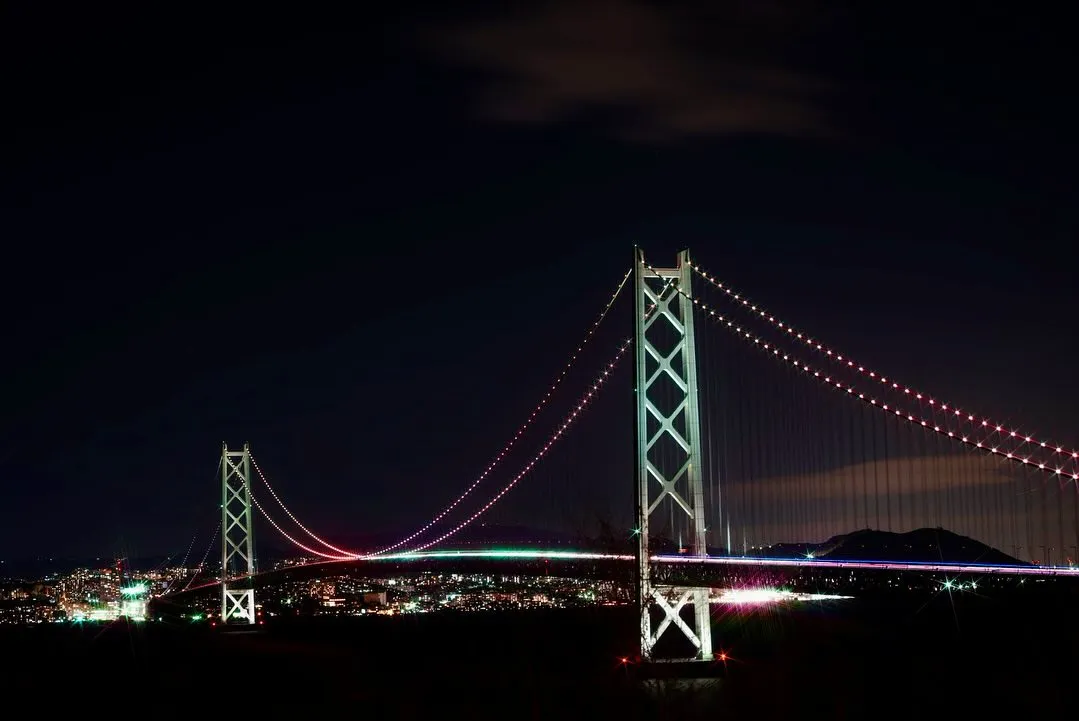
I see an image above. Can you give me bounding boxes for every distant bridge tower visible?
[220,442,257,624]
[634,249,713,662]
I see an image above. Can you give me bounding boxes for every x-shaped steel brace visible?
[224,591,253,622]
[647,587,701,650]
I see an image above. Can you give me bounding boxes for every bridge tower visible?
[634,248,713,662]
[220,442,257,624]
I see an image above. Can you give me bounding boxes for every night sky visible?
[2,3,1077,562]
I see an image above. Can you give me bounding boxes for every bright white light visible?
[713,588,852,605]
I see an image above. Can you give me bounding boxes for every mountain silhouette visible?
[764,528,1027,566]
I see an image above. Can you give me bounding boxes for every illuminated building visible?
[119,582,149,621]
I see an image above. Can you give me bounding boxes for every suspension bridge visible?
[178,249,1079,663]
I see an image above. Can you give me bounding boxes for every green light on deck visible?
[120,583,148,596]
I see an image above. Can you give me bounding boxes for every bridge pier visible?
[634,249,714,664]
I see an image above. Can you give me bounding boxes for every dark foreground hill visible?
[5,586,1079,716]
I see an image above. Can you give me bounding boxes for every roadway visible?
[170,548,1079,597]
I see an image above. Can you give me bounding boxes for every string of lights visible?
[689,262,1079,470]
[177,530,198,569]
[365,267,633,555]
[250,454,359,557]
[399,276,673,553]
[407,338,633,553]
[655,271,1079,482]
[181,524,221,591]
[249,339,632,560]
[246,482,356,560]
[160,531,199,594]
[245,268,633,558]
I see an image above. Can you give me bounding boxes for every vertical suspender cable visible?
[871,414,880,531]
[884,408,892,531]
[839,388,850,537]
[1073,476,1079,565]
[860,405,869,529]
[736,342,748,551]
[1057,467,1065,566]
[1041,464,1050,563]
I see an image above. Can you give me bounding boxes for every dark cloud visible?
[431,0,833,140]
[741,454,1014,505]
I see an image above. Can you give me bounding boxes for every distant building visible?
[363,591,387,606]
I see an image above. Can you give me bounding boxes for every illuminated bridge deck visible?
[176,549,1079,596]
[370,549,1079,577]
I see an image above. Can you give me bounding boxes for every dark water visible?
[4,587,1077,717]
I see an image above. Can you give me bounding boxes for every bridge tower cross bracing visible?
[221,442,257,624]
[634,248,713,662]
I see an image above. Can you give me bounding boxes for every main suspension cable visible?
[406,338,632,553]
[402,275,676,553]
[690,261,1079,471]
[250,455,359,557]
[248,338,634,560]
[181,524,221,591]
[367,268,632,555]
[668,275,1077,481]
[243,268,633,557]
[246,482,356,560]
